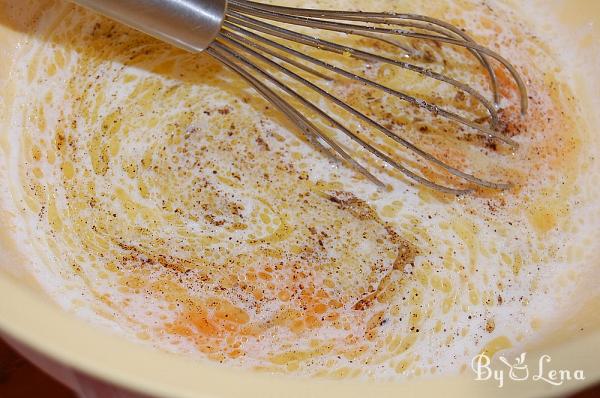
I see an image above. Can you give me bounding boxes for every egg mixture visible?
[1,0,599,380]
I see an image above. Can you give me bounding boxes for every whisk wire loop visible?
[209,41,474,195]
[208,0,528,193]
[230,0,503,107]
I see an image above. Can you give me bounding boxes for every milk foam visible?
[1,0,598,380]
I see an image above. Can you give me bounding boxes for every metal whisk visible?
[72,0,527,195]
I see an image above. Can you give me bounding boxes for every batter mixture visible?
[0,0,598,380]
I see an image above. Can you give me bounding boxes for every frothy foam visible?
[1,0,599,380]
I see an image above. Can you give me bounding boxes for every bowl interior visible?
[0,0,599,397]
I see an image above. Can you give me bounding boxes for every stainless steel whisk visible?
[72,0,528,195]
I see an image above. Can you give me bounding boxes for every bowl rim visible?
[1,274,600,398]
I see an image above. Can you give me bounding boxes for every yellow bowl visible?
[0,0,599,397]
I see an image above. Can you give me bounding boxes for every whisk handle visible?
[70,0,226,52]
